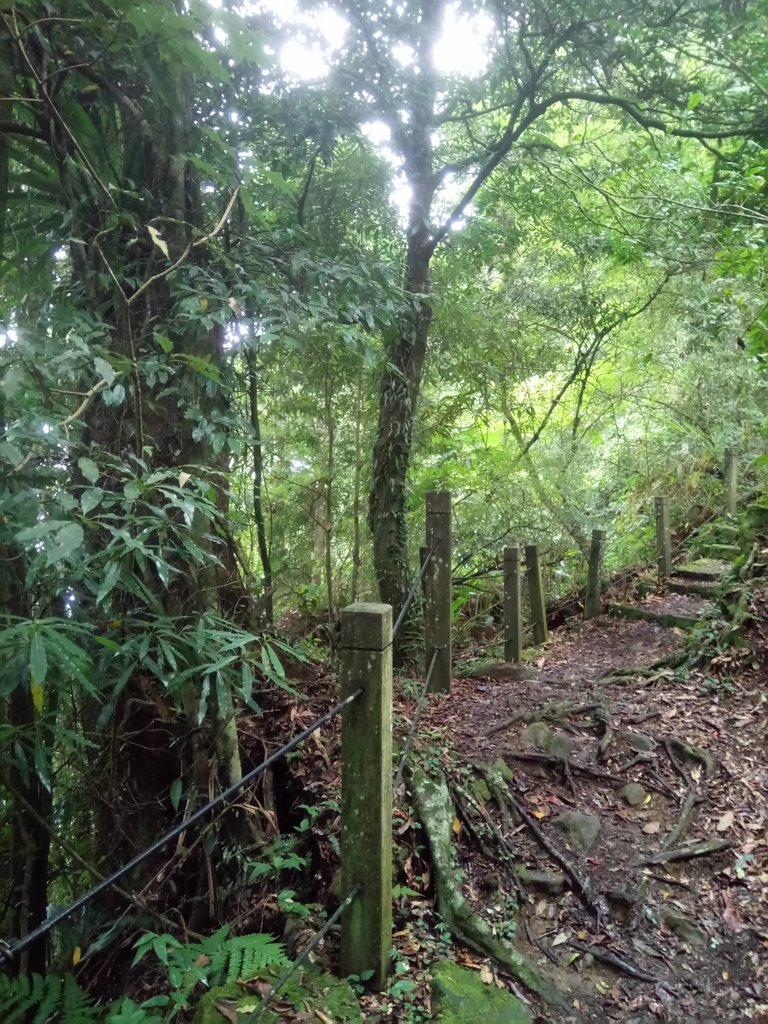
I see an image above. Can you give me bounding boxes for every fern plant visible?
[0,972,100,1024]
[132,927,288,1016]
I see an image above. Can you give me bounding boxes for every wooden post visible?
[584,529,605,620]
[724,449,738,518]
[340,603,393,989]
[425,492,452,693]
[503,545,522,663]
[525,544,548,645]
[655,497,671,579]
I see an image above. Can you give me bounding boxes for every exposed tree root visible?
[410,766,565,1006]
[480,764,607,925]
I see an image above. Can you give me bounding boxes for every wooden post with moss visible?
[584,529,605,620]
[724,449,738,517]
[525,544,548,645]
[425,491,452,693]
[503,545,522,663]
[340,602,393,989]
[655,497,671,579]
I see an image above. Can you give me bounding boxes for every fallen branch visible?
[634,838,732,867]
[570,940,659,983]
[485,768,606,924]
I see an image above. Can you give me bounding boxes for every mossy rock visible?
[192,966,363,1024]
[430,959,532,1024]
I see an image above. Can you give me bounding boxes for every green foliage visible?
[0,972,100,1024]
[133,927,288,1015]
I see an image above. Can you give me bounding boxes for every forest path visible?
[416,569,768,1024]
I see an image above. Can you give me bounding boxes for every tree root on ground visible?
[479,764,607,925]
[410,766,565,1007]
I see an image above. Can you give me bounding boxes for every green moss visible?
[192,965,363,1024]
[430,960,532,1024]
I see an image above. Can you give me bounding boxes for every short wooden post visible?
[503,545,522,663]
[655,497,671,578]
[340,603,393,989]
[724,449,738,517]
[425,492,452,693]
[525,544,548,645]
[584,529,605,620]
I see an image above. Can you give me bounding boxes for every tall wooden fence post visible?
[425,491,452,693]
[503,545,522,663]
[525,544,548,645]
[724,449,738,518]
[655,497,671,579]
[584,529,605,620]
[340,603,393,989]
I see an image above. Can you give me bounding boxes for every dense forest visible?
[1,0,767,1021]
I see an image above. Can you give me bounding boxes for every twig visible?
[501,779,606,923]
[13,378,112,472]
[634,838,732,867]
[503,750,671,796]
[128,187,240,307]
[569,940,658,983]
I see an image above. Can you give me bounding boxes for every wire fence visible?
[0,689,362,967]
[392,546,433,638]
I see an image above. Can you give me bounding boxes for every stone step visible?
[667,579,721,599]
[606,601,700,629]
[674,558,732,581]
[705,543,740,558]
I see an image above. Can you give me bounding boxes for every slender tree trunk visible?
[323,363,334,615]
[246,339,273,624]
[351,377,363,602]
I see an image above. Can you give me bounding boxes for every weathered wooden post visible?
[584,529,605,620]
[425,492,452,693]
[340,603,393,988]
[525,544,548,645]
[503,545,523,663]
[724,449,738,518]
[655,497,672,579]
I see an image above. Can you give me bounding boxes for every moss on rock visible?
[192,966,363,1024]
[430,959,532,1024]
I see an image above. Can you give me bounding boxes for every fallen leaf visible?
[480,965,494,984]
[179,471,191,488]
[452,816,462,835]
[716,810,734,832]
[213,1000,239,1024]
[552,931,569,947]
[643,821,661,834]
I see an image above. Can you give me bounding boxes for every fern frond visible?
[0,972,99,1024]
[196,932,288,984]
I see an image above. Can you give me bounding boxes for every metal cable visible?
[393,649,439,794]
[244,884,362,1023]
[1,689,362,964]
[392,546,433,638]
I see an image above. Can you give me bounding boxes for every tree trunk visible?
[368,241,432,620]
[351,377,364,602]
[246,339,273,624]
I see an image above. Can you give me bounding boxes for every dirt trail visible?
[421,596,768,1023]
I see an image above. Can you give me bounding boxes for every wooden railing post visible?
[724,449,738,518]
[340,603,393,989]
[525,544,548,645]
[584,529,605,620]
[503,545,522,663]
[425,492,452,693]
[655,497,671,579]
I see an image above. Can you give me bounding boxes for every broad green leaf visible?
[93,357,116,386]
[30,632,47,685]
[47,523,85,564]
[81,486,104,514]
[79,457,101,483]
